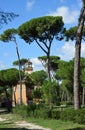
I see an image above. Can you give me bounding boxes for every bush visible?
[60,108,85,125]
[34,107,52,119]
[13,105,28,117]
[60,108,75,121]
[13,104,85,125]
[74,109,85,124]
[27,103,36,116]
[52,109,60,119]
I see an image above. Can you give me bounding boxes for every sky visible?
[0,0,85,71]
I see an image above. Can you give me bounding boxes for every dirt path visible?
[15,120,51,130]
[0,114,51,130]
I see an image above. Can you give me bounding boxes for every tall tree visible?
[65,0,85,109]
[73,0,85,110]
[0,28,22,105]
[18,16,64,80]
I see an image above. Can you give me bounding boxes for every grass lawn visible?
[27,117,85,130]
[0,113,85,130]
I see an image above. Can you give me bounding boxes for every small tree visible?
[42,80,60,106]
[0,68,21,111]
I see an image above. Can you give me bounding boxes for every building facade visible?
[12,60,33,106]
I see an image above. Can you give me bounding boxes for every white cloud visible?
[0,61,6,70]
[26,0,34,10]
[56,41,85,61]
[30,58,44,71]
[47,6,79,24]
[58,42,75,60]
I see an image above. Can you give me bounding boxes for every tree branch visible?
[35,39,48,54]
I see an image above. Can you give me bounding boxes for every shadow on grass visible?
[67,127,85,130]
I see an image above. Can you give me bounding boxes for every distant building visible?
[24,60,33,74]
[12,60,33,106]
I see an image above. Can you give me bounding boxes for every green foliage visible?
[42,80,60,105]
[56,60,74,81]
[65,26,77,41]
[74,109,85,124]
[34,108,52,119]
[13,105,28,117]
[0,68,22,86]
[38,55,60,72]
[0,28,17,42]
[32,88,42,99]
[65,26,85,41]
[55,58,85,103]
[27,103,36,116]
[55,59,74,102]
[13,105,85,125]
[80,58,85,88]
[18,16,64,80]
[24,74,34,87]
[30,70,47,85]
[13,58,28,70]
[60,108,85,125]
[51,109,60,119]
[81,68,85,86]
[13,104,52,119]
[60,108,76,121]
[18,16,64,44]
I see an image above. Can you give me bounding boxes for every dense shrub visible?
[13,105,28,117]
[66,101,73,106]
[52,109,60,119]
[13,104,85,125]
[60,108,85,125]
[27,103,36,116]
[60,108,76,121]
[34,108,52,119]
[74,109,85,124]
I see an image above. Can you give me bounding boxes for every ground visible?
[0,113,51,130]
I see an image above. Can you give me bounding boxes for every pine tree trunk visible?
[47,53,51,81]
[74,1,85,110]
[14,39,22,105]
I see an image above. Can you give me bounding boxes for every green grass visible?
[0,113,85,130]
[26,117,85,130]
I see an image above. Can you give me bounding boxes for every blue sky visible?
[0,0,84,71]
